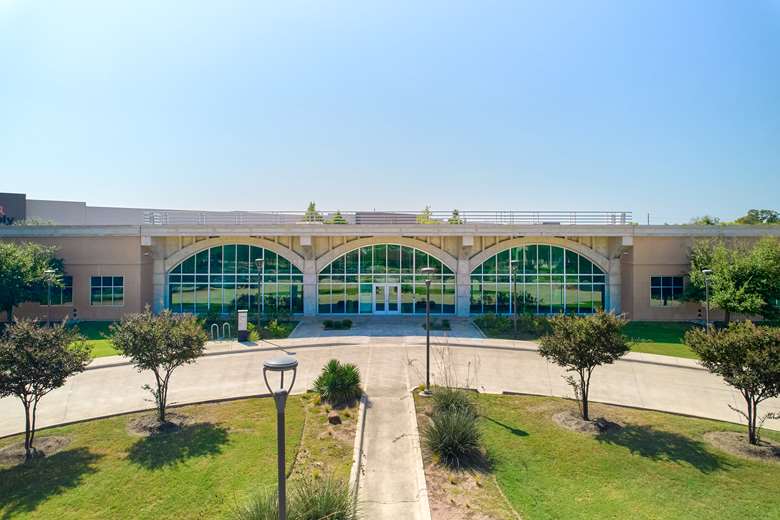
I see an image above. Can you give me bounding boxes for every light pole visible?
[702,268,713,331]
[255,258,265,332]
[262,355,298,520]
[419,266,436,397]
[44,269,56,327]
[509,259,519,339]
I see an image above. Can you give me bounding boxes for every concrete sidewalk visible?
[358,341,430,520]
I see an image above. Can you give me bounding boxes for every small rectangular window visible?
[91,276,125,306]
[36,275,73,305]
[649,276,684,307]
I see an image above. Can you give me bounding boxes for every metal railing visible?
[143,210,632,226]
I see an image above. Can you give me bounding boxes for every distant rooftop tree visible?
[303,202,324,223]
[416,205,439,224]
[690,215,721,225]
[327,210,348,224]
[447,209,464,224]
[734,209,780,225]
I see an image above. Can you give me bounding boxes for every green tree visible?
[538,312,629,421]
[447,209,464,224]
[690,215,721,225]
[734,209,780,225]
[685,321,780,444]
[686,238,780,325]
[326,210,348,224]
[302,201,323,223]
[0,241,63,321]
[110,308,207,423]
[416,205,438,224]
[0,319,91,460]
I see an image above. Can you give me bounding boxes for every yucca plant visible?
[424,408,482,468]
[432,387,477,418]
[313,359,362,406]
[236,476,358,520]
[235,487,278,520]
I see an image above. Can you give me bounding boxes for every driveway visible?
[1,329,778,437]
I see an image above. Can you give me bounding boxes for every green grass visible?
[68,321,119,358]
[0,395,355,519]
[624,321,698,359]
[477,394,780,520]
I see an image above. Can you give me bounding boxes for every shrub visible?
[342,319,352,329]
[236,475,357,520]
[313,359,362,406]
[266,319,286,338]
[432,387,477,418]
[424,408,482,468]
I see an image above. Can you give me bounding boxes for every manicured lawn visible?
[477,394,780,520]
[624,321,699,359]
[68,321,119,358]
[0,395,356,519]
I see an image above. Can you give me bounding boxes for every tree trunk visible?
[744,393,758,445]
[30,398,39,450]
[22,400,32,461]
[580,371,590,421]
[723,309,731,327]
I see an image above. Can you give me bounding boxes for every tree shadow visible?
[127,422,230,470]
[483,416,529,437]
[596,424,731,474]
[0,447,102,519]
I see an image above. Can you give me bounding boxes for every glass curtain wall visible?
[167,244,303,315]
[318,244,456,314]
[470,244,606,315]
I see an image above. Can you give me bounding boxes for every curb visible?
[348,394,368,506]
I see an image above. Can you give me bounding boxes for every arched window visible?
[167,245,303,315]
[318,244,456,314]
[470,244,606,315]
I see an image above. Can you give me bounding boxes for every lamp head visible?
[701,268,713,276]
[255,258,265,271]
[420,266,436,285]
[262,355,298,394]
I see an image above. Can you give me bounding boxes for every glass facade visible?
[470,245,606,315]
[167,245,303,315]
[91,276,124,306]
[318,244,456,314]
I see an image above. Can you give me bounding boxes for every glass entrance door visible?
[373,284,401,314]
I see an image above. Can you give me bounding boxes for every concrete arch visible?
[468,236,610,274]
[164,236,305,273]
[315,236,458,273]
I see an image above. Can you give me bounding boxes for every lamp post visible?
[509,259,519,339]
[44,268,55,327]
[262,355,298,520]
[419,266,436,397]
[702,268,713,331]
[255,258,265,332]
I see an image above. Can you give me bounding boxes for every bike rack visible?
[222,322,231,339]
[210,323,220,341]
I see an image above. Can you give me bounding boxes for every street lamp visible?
[43,269,56,327]
[702,268,713,331]
[255,258,265,331]
[419,266,436,397]
[509,259,519,339]
[262,355,298,520]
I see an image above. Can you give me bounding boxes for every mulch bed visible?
[126,412,191,437]
[704,431,780,463]
[0,436,72,466]
[552,410,622,435]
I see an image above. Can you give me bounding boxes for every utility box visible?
[237,309,248,342]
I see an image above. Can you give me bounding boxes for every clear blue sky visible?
[1,1,779,223]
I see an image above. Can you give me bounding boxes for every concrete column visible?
[302,249,317,316]
[607,258,622,314]
[151,237,166,313]
[456,238,472,317]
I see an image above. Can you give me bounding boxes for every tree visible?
[686,238,780,325]
[538,312,629,421]
[447,209,464,224]
[302,202,323,223]
[0,241,63,322]
[685,321,780,445]
[690,215,721,225]
[0,319,91,460]
[416,205,438,224]
[110,308,207,423]
[326,210,348,224]
[734,209,780,225]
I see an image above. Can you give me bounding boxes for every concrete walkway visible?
[358,339,430,520]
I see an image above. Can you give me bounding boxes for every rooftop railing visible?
[143,210,632,226]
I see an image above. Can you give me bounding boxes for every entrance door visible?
[373,284,401,314]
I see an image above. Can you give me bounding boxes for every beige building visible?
[1,193,778,323]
